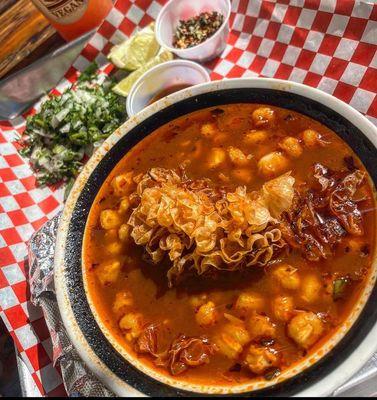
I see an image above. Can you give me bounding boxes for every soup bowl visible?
[54,78,377,396]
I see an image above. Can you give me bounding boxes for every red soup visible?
[83,104,376,386]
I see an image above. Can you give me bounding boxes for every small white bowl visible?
[126,59,210,116]
[155,0,231,62]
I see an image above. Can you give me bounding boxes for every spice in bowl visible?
[173,11,224,49]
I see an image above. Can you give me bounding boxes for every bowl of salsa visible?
[126,59,210,117]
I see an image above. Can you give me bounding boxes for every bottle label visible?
[33,0,89,25]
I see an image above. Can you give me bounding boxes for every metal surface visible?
[0,30,94,120]
[16,349,41,397]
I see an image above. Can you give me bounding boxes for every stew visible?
[83,104,375,386]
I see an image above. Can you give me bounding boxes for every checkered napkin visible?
[0,0,376,396]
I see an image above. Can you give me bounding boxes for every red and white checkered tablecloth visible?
[0,0,376,396]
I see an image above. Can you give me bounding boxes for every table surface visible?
[0,0,65,80]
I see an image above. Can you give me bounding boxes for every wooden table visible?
[0,0,65,79]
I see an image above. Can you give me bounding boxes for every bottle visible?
[31,0,113,41]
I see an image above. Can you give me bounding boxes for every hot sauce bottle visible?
[31,0,113,41]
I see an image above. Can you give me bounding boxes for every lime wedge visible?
[108,23,160,71]
[112,50,174,97]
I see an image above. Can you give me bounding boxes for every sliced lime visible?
[112,50,174,97]
[108,22,160,71]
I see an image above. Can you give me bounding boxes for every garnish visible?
[77,61,98,83]
[333,277,350,301]
[19,63,126,197]
[108,23,159,71]
[112,50,173,97]
[173,11,224,49]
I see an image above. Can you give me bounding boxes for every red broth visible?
[83,104,375,386]
[147,84,191,105]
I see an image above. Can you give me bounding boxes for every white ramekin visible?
[126,59,210,117]
[155,0,231,62]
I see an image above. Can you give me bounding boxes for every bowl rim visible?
[55,77,377,397]
[126,59,211,116]
[154,0,232,54]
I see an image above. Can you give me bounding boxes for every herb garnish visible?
[19,63,126,197]
[333,277,350,300]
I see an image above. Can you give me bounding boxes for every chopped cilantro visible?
[19,64,126,198]
[333,277,350,301]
